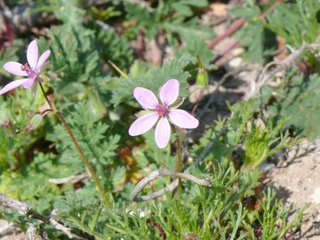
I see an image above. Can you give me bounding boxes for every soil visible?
[265,140,320,239]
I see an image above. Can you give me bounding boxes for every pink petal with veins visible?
[159,79,179,106]
[36,50,51,70]
[169,109,199,129]
[27,40,38,69]
[129,112,159,136]
[155,117,171,149]
[134,87,159,110]
[0,78,30,95]
[3,62,28,76]
[22,77,36,89]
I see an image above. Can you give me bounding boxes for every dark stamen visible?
[156,104,169,117]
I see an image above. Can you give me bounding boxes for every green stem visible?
[173,126,182,196]
[39,83,111,208]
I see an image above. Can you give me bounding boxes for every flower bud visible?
[2,119,16,137]
[197,57,209,88]
[27,114,43,131]
[196,56,208,88]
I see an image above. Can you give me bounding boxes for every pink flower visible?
[1,40,51,95]
[129,79,199,149]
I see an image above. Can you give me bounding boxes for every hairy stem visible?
[173,126,182,196]
[191,89,204,115]
[39,82,111,208]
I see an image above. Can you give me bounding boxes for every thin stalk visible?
[191,89,204,116]
[173,126,182,196]
[39,83,111,207]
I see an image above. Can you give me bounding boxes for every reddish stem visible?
[191,90,204,116]
[208,1,281,51]
[213,41,239,63]
[208,18,245,49]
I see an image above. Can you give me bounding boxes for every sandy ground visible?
[265,140,320,239]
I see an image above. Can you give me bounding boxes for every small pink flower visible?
[1,40,51,95]
[129,79,199,149]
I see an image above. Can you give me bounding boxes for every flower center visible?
[155,104,169,117]
[21,63,36,78]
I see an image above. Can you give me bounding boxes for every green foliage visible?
[0,88,47,172]
[192,101,292,168]
[97,29,134,70]
[47,102,120,189]
[230,4,277,64]
[253,188,305,240]
[124,1,210,39]
[48,0,84,28]
[266,0,320,48]
[124,0,214,61]
[265,0,320,65]
[260,73,320,139]
[232,0,320,65]
[48,26,101,95]
[52,162,301,239]
[109,55,194,106]
[242,119,291,166]
[0,153,61,213]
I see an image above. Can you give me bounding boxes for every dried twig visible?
[0,192,85,239]
[0,192,39,217]
[245,42,320,100]
[0,222,20,238]
[26,224,42,240]
[49,210,84,239]
[48,172,88,184]
[130,168,210,201]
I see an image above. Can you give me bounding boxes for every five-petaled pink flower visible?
[1,40,51,95]
[129,79,199,149]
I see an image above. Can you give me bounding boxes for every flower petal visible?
[23,77,36,89]
[169,109,199,129]
[36,50,51,70]
[129,112,159,136]
[159,79,179,106]
[134,87,158,109]
[27,40,38,69]
[3,62,28,76]
[155,117,171,149]
[0,78,30,95]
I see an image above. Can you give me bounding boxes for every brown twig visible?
[0,223,19,238]
[0,192,86,239]
[245,42,320,100]
[48,172,89,184]
[26,224,43,240]
[136,28,146,60]
[213,40,240,63]
[208,1,281,61]
[259,1,282,20]
[130,168,210,201]
[208,18,245,49]
[147,219,166,240]
[191,89,204,116]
